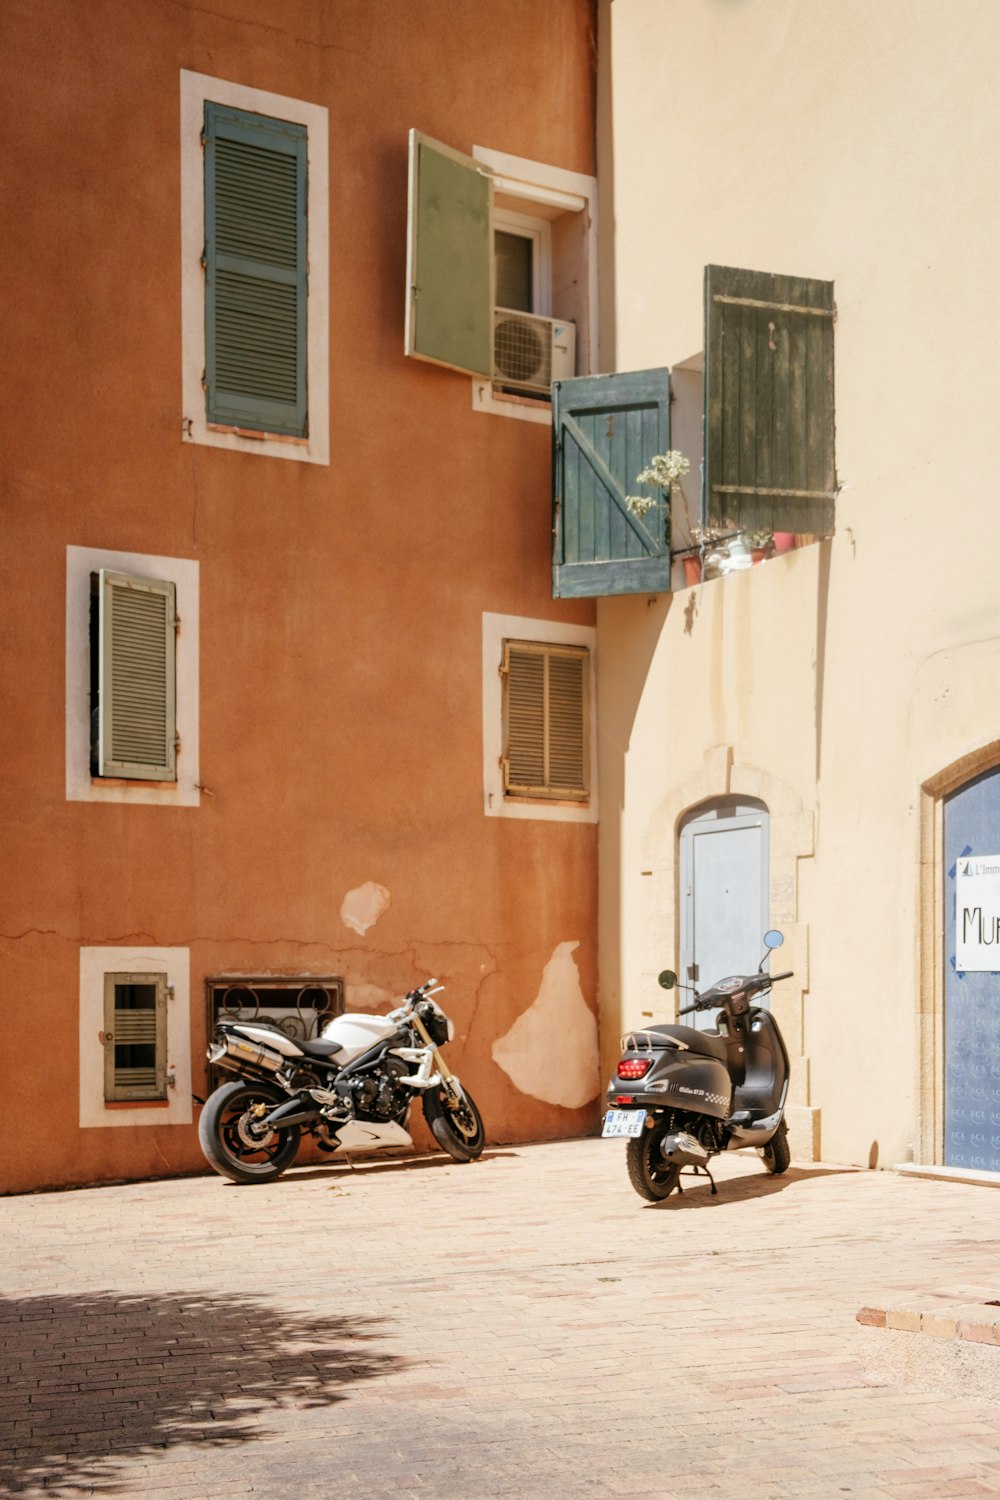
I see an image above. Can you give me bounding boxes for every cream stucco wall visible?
[597,0,1000,1167]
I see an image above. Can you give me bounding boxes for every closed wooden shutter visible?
[503,641,589,800]
[204,103,308,437]
[98,571,177,781]
[552,369,671,598]
[704,265,836,535]
[405,130,493,378]
[104,973,167,1102]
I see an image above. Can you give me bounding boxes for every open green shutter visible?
[204,103,308,438]
[552,369,671,599]
[98,571,177,781]
[405,130,493,378]
[704,265,836,535]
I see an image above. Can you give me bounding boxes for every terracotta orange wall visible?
[0,0,598,1193]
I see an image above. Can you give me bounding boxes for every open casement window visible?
[552,369,671,599]
[203,102,308,438]
[93,571,177,781]
[704,265,836,536]
[405,132,586,400]
[104,973,168,1102]
[502,641,590,801]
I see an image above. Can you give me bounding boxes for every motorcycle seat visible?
[637,1023,730,1065]
[298,1037,344,1058]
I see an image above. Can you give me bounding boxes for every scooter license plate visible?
[602,1108,646,1138]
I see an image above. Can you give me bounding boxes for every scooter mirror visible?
[763,929,784,949]
[657,969,678,990]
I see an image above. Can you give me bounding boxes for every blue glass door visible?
[944,766,1000,1170]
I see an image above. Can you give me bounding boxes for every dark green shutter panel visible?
[552,369,671,598]
[405,130,493,378]
[204,103,307,438]
[704,265,836,535]
[98,571,177,781]
[503,642,589,801]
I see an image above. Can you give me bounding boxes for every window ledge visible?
[92,777,178,790]
[104,1099,169,1110]
[206,422,308,446]
[504,794,590,809]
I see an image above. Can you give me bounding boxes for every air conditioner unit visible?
[493,309,576,395]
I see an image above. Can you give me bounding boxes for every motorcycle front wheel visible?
[423,1084,485,1162]
[198,1079,301,1185]
[626,1122,682,1202]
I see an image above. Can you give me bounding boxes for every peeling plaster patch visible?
[344,981,395,1015]
[340,883,390,935]
[492,941,599,1109]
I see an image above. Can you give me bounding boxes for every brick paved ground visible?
[2,1139,1000,1499]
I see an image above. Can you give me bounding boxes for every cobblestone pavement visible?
[3,1139,1000,1499]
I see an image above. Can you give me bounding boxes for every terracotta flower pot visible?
[773,532,795,554]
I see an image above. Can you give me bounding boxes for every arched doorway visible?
[679,796,769,1030]
[943,765,1000,1171]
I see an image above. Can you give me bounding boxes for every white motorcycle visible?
[199,980,484,1183]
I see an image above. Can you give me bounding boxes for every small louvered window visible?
[104,973,168,1102]
[502,641,589,801]
[92,571,177,781]
[203,102,308,437]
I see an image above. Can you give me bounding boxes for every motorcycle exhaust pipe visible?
[659,1131,709,1168]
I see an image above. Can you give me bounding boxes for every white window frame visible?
[471,146,598,426]
[180,70,330,465]
[482,611,598,823]
[79,946,192,1128]
[66,546,200,807]
[494,208,551,316]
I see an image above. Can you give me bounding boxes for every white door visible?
[679,798,769,1030]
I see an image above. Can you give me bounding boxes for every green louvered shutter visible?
[104,974,167,1102]
[502,641,589,801]
[98,571,177,781]
[552,369,671,598]
[405,130,493,378]
[204,103,308,438]
[704,265,836,536]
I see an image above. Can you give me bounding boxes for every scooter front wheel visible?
[758,1121,791,1176]
[626,1123,681,1202]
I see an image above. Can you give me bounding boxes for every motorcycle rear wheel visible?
[423,1085,485,1162]
[199,1079,301,1185]
[626,1124,682,1202]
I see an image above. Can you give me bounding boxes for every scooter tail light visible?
[617,1057,653,1080]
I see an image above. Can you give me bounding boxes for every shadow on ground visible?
[0,1291,402,1496]
[644,1164,856,1210]
[279,1146,520,1185]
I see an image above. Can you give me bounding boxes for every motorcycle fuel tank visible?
[321,1012,398,1065]
[612,1049,732,1121]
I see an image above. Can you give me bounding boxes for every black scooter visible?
[603,931,794,1202]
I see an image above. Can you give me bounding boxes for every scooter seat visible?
[635,1023,730,1065]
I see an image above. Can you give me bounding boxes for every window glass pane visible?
[496,231,533,312]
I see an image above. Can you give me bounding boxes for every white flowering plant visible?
[624,450,690,518]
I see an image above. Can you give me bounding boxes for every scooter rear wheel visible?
[626,1124,682,1202]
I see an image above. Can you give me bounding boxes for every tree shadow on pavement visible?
[0,1290,402,1496]
[645,1164,857,1210]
